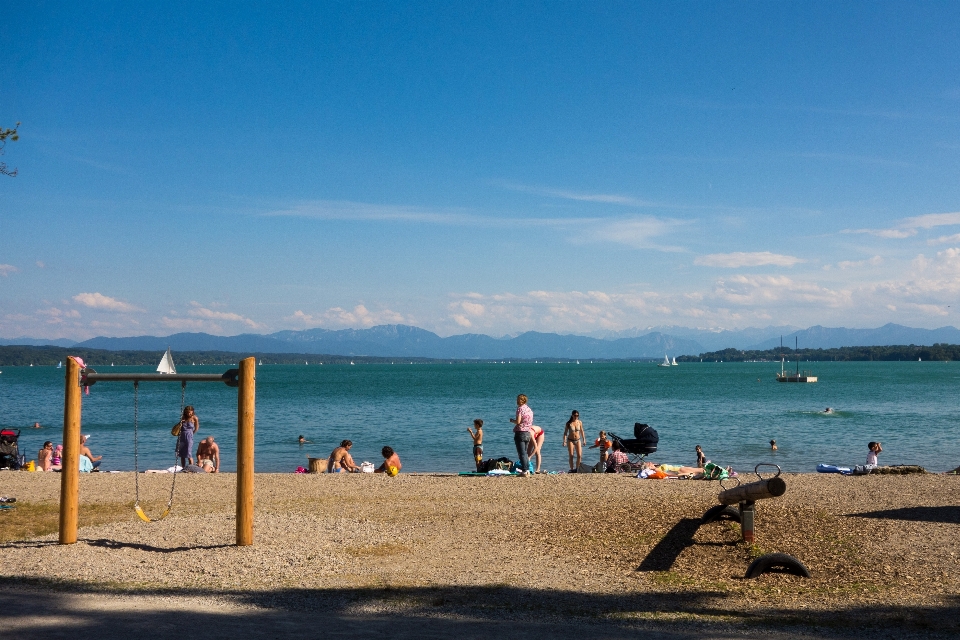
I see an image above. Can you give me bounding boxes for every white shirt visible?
[866,450,878,466]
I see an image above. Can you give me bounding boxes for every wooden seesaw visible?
[701,464,811,579]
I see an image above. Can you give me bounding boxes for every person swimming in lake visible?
[824,407,834,414]
[770,439,778,450]
[298,435,310,445]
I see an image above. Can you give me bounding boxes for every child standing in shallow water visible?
[467,419,483,471]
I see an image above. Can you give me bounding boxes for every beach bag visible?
[171,421,182,437]
[360,461,375,473]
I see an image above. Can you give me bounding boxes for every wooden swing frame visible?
[59,357,256,546]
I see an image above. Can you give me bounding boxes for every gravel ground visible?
[1,471,958,638]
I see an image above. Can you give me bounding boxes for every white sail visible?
[658,354,671,367]
[672,357,678,366]
[157,348,176,374]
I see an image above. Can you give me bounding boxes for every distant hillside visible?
[678,343,960,362]
[77,325,703,359]
[747,324,960,350]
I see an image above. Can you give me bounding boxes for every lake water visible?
[2,361,958,473]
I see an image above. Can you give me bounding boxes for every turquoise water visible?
[2,361,958,473]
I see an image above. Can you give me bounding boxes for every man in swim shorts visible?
[467,419,483,471]
[375,446,402,475]
[328,440,359,473]
[196,436,220,473]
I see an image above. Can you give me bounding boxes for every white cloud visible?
[695,252,804,268]
[186,302,264,329]
[0,264,18,277]
[72,292,144,313]
[264,200,476,225]
[824,256,883,270]
[499,182,656,206]
[35,261,45,268]
[285,305,408,329]
[583,217,689,250]
[927,233,960,245]
[846,210,960,239]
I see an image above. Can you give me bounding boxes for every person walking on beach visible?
[375,446,402,475]
[589,431,611,466]
[176,405,199,470]
[467,419,484,471]
[563,410,585,472]
[327,440,359,473]
[509,394,534,477]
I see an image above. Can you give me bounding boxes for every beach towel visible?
[817,464,851,474]
[79,455,93,473]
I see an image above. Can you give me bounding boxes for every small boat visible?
[776,337,816,383]
[350,361,355,365]
[57,361,62,369]
[671,357,678,366]
[657,355,671,367]
[157,347,176,375]
[259,359,263,366]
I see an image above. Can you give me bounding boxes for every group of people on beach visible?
[326,440,402,475]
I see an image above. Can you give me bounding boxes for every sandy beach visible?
[1,471,958,638]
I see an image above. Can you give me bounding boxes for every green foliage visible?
[677,343,960,362]
[0,121,19,177]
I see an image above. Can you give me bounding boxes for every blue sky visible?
[3,1,960,340]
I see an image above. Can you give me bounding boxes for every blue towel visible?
[817,463,851,474]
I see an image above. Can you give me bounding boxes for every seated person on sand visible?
[375,446,402,475]
[196,436,220,473]
[79,434,102,470]
[605,440,631,473]
[51,444,63,471]
[328,440,359,473]
[38,441,54,471]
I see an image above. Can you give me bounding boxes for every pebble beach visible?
[1,471,959,638]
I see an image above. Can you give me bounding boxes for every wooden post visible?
[59,358,81,544]
[236,357,255,546]
[718,477,786,506]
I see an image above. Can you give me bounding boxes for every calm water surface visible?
[2,361,958,473]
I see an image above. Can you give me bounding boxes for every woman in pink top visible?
[509,394,534,476]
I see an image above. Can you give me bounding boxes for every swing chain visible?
[132,379,183,521]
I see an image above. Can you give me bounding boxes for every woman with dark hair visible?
[376,446,402,475]
[562,410,585,472]
[176,405,199,470]
[327,440,358,473]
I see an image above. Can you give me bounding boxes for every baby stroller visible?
[0,429,21,470]
[608,423,659,471]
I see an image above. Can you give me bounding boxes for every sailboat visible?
[157,347,176,375]
[57,361,62,369]
[259,359,263,366]
[658,355,671,367]
[671,357,678,366]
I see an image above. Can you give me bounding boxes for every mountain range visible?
[3,322,955,359]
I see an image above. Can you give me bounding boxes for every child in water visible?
[467,419,483,471]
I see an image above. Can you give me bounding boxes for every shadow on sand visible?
[847,506,960,524]
[1,577,958,640]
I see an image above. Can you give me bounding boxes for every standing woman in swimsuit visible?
[176,405,199,469]
[563,410,585,471]
[527,425,545,473]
